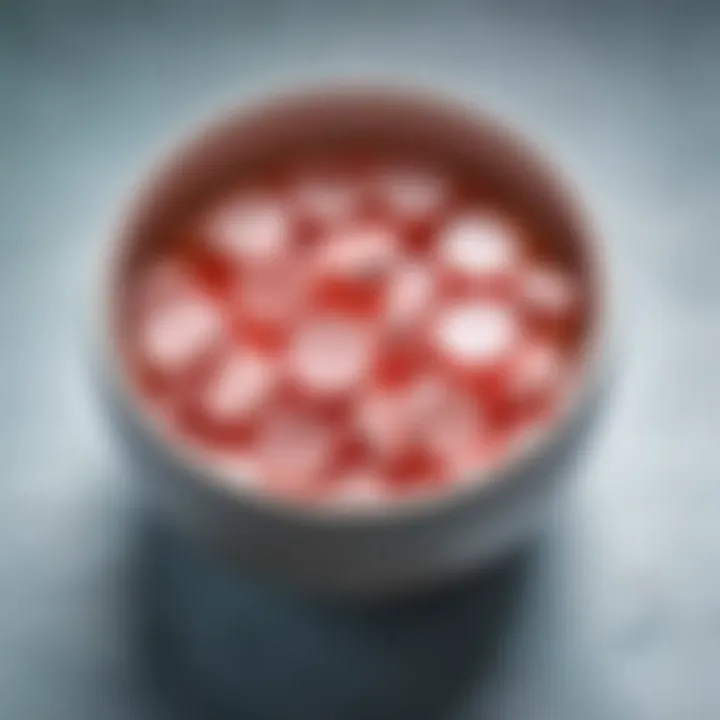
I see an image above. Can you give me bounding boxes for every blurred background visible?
[1,0,720,718]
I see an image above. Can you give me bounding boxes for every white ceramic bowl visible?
[96,86,609,598]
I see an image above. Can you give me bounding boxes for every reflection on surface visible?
[129,516,533,720]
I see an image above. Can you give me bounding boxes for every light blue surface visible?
[1,1,719,718]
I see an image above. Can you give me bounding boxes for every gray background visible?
[1,0,720,718]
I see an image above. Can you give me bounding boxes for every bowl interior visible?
[107,86,603,519]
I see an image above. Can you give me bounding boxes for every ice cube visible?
[434,301,519,367]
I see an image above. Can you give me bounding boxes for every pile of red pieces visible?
[123,159,582,506]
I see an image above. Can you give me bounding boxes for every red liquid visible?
[118,152,585,507]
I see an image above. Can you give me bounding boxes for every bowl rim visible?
[97,81,610,526]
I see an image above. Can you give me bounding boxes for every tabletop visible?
[1,1,719,718]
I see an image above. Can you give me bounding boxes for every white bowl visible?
[96,85,610,598]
